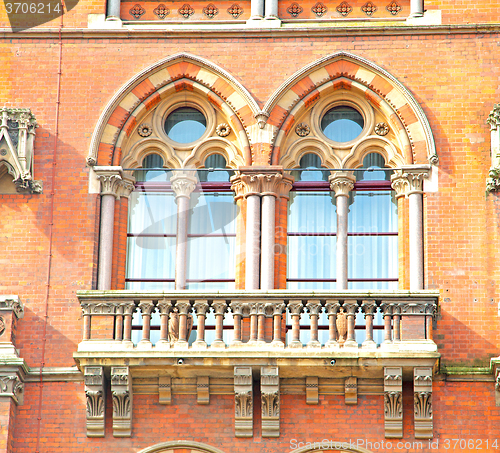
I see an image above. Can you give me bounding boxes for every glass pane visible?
[128,192,177,234]
[186,192,237,289]
[165,107,206,144]
[126,237,176,280]
[291,153,329,181]
[134,154,169,182]
[349,191,397,234]
[348,236,398,280]
[198,154,234,182]
[288,192,336,233]
[321,106,364,142]
[357,152,390,182]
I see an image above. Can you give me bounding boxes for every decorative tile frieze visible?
[153,4,170,19]
[386,1,401,15]
[84,366,105,437]
[306,376,318,405]
[227,3,243,17]
[129,4,145,18]
[234,366,253,438]
[159,376,172,404]
[311,2,327,17]
[345,376,357,405]
[384,367,402,438]
[361,1,377,15]
[287,3,303,17]
[111,366,132,437]
[197,376,210,404]
[178,4,195,18]
[414,367,433,439]
[336,1,352,16]
[261,366,279,438]
[203,3,219,18]
[0,108,42,194]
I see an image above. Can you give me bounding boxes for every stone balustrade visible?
[77,290,438,352]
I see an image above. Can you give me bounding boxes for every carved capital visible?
[138,300,154,315]
[230,167,289,199]
[390,170,409,198]
[306,300,321,316]
[212,300,228,316]
[342,300,359,316]
[157,299,173,315]
[175,300,191,315]
[288,300,304,316]
[193,300,209,316]
[329,172,355,198]
[94,167,125,198]
[170,173,197,199]
[234,366,253,438]
[361,300,377,316]
[84,366,105,438]
[229,301,245,316]
[324,300,341,315]
[269,302,285,316]
[111,366,132,437]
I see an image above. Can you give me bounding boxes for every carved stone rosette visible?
[261,366,280,438]
[111,366,132,437]
[384,367,403,438]
[234,366,253,438]
[414,367,433,439]
[84,366,105,437]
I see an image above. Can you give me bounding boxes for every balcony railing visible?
[77,290,438,352]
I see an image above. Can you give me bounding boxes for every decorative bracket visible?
[414,367,433,439]
[306,376,318,405]
[197,376,210,404]
[261,366,280,438]
[111,366,132,437]
[384,367,403,438]
[0,108,42,194]
[345,376,357,405]
[84,366,105,437]
[0,373,24,405]
[159,376,172,405]
[234,366,253,438]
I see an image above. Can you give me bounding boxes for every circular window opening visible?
[321,106,364,143]
[165,107,207,144]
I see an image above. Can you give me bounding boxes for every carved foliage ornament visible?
[129,4,145,18]
[336,1,352,16]
[235,391,252,417]
[203,3,219,18]
[227,3,243,17]
[153,4,170,19]
[178,4,194,18]
[0,108,42,194]
[386,1,401,15]
[361,1,377,15]
[311,2,327,17]
[384,391,402,418]
[287,2,303,17]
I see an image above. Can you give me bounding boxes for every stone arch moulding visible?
[290,443,374,453]
[264,51,437,167]
[87,53,262,169]
[136,440,227,453]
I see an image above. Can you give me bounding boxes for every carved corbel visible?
[261,366,280,438]
[234,366,253,438]
[159,376,172,405]
[384,367,403,438]
[84,366,105,437]
[345,377,357,405]
[0,108,42,194]
[0,373,24,405]
[414,367,433,439]
[306,376,318,405]
[197,376,210,405]
[111,366,132,437]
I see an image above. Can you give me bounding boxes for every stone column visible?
[171,173,197,290]
[94,167,135,291]
[264,0,278,19]
[410,0,424,17]
[249,0,264,19]
[329,172,356,290]
[106,0,121,20]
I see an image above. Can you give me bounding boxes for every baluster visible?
[306,300,321,348]
[256,302,266,344]
[381,302,393,346]
[270,302,285,348]
[82,303,91,340]
[343,300,359,348]
[212,300,227,348]
[193,300,209,349]
[114,304,124,341]
[122,302,135,344]
[392,304,401,342]
[175,300,191,348]
[138,300,154,349]
[157,299,172,349]
[230,301,244,346]
[248,302,259,343]
[361,300,377,349]
[325,300,340,348]
[288,300,303,348]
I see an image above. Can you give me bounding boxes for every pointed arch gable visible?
[88,53,260,167]
[265,51,437,167]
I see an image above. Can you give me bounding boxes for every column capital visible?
[94,166,136,199]
[230,166,294,199]
[329,172,356,198]
[170,172,197,199]
[391,165,431,196]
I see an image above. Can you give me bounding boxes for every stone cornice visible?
[2,23,500,39]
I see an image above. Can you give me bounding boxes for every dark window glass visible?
[165,107,206,144]
[321,106,364,142]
